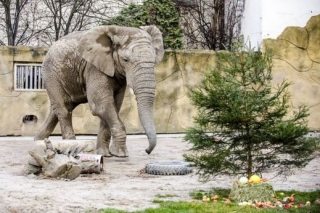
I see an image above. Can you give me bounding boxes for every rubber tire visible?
[145,160,193,175]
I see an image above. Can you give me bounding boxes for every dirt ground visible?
[0,135,319,213]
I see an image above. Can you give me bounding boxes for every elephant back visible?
[42,31,88,96]
[42,31,85,76]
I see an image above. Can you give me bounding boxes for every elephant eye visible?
[121,54,129,63]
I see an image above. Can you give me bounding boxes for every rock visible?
[314,198,320,205]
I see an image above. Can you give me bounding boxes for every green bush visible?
[104,0,183,49]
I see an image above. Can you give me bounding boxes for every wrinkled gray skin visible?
[34,25,164,157]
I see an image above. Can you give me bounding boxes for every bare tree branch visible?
[0,0,50,46]
[0,0,153,46]
[177,0,245,50]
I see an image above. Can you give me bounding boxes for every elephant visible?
[34,25,164,158]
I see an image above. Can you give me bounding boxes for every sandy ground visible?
[0,134,319,213]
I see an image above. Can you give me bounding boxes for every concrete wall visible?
[0,47,49,136]
[0,15,319,136]
[264,15,320,130]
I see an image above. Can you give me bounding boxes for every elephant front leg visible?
[96,120,112,157]
[90,101,128,158]
[87,73,128,157]
[109,122,128,157]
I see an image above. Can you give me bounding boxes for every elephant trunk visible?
[132,68,157,154]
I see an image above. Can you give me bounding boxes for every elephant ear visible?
[140,26,164,63]
[78,26,115,77]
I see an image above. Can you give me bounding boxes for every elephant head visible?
[78,25,164,154]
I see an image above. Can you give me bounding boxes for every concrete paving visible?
[0,134,319,212]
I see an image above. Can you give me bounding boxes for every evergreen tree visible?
[104,0,183,49]
[184,43,317,180]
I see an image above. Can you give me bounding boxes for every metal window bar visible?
[15,64,44,91]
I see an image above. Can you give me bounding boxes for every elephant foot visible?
[96,147,112,157]
[109,142,129,158]
[62,133,76,140]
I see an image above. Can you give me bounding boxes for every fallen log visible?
[26,139,103,180]
[27,138,88,180]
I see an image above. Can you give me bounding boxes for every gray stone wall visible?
[0,15,319,136]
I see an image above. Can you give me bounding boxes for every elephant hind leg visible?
[45,80,77,140]
[54,104,77,140]
[34,107,58,140]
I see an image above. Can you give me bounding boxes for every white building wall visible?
[241,0,320,48]
[241,0,262,47]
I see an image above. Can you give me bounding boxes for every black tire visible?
[145,160,193,175]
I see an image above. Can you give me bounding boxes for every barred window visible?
[14,64,44,91]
